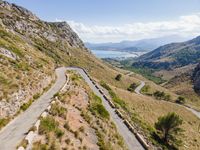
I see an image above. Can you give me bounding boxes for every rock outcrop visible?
[0,1,86,50]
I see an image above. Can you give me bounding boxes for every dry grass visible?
[33,71,127,150]
[112,87,200,150]
[166,79,200,111]
[153,64,195,80]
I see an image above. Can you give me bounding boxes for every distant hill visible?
[85,35,188,52]
[192,63,200,94]
[133,36,200,70]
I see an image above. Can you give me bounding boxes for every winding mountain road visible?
[0,67,144,150]
[0,67,67,150]
[134,79,200,120]
[135,81,145,95]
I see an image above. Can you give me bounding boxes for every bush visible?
[89,93,110,119]
[154,112,184,148]
[153,91,171,101]
[64,122,70,130]
[175,96,185,104]
[0,118,9,129]
[141,85,150,94]
[115,74,122,81]
[33,93,40,100]
[55,129,64,138]
[74,131,79,138]
[65,138,71,145]
[50,103,67,118]
[90,103,109,119]
[127,83,137,92]
[20,99,33,111]
[32,141,48,150]
[39,116,58,135]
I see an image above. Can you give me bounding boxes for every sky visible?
[6,0,200,43]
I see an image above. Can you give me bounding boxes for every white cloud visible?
[64,13,200,43]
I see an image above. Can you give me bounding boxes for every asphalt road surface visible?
[0,67,144,150]
[67,67,144,150]
[0,67,66,150]
[135,80,200,120]
[135,81,145,95]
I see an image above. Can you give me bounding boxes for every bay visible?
[91,50,145,59]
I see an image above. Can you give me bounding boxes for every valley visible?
[0,1,200,150]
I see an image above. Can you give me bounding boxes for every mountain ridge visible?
[133,35,200,70]
[85,35,189,52]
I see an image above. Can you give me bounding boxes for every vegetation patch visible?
[122,66,166,84]
[127,82,138,92]
[141,85,151,95]
[153,112,184,149]
[100,81,126,109]
[175,96,186,104]
[20,99,33,111]
[115,74,122,81]
[89,93,109,119]
[50,103,67,118]
[153,91,171,101]
[0,118,10,129]
[39,116,58,135]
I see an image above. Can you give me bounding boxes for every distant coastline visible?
[91,49,146,59]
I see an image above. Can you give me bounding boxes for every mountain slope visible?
[192,63,200,94]
[0,1,141,118]
[133,36,200,70]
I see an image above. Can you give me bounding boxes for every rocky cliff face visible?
[0,1,86,50]
[192,63,200,94]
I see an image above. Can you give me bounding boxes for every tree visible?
[127,83,137,92]
[175,96,185,104]
[155,112,184,148]
[164,94,171,101]
[153,91,165,100]
[115,74,122,81]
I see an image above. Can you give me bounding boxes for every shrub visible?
[115,74,122,81]
[50,103,67,118]
[0,118,9,129]
[127,83,137,92]
[153,91,171,101]
[39,116,58,135]
[74,131,79,138]
[90,103,109,119]
[20,99,33,111]
[65,138,71,145]
[175,96,185,104]
[90,93,109,119]
[153,91,165,100]
[55,129,64,138]
[32,141,48,150]
[53,92,60,98]
[141,85,150,94]
[64,122,70,130]
[33,93,40,100]
[164,94,171,101]
[154,112,184,148]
